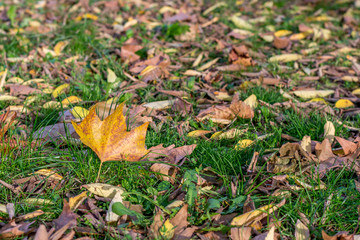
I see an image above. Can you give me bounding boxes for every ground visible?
[0,0,360,239]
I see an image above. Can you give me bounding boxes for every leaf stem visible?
[96,161,103,182]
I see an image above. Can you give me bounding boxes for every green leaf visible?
[185,182,197,207]
[207,198,221,211]
[112,202,138,217]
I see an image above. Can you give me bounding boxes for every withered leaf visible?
[53,199,77,230]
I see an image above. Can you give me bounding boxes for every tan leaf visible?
[295,219,310,240]
[293,90,334,99]
[229,100,254,119]
[82,183,124,198]
[324,121,335,143]
[269,54,303,63]
[335,137,358,156]
[107,68,117,83]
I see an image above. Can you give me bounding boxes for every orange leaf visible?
[72,102,150,162]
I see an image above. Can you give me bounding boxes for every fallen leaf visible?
[230,15,253,30]
[324,121,335,143]
[54,41,69,56]
[235,139,254,150]
[82,183,124,198]
[293,90,334,99]
[244,94,258,109]
[335,137,358,156]
[335,99,354,108]
[274,30,292,37]
[269,54,303,63]
[187,130,212,138]
[72,102,150,162]
[34,224,48,240]
[265,226,276,240]
[106,191,123,223]
[69,191,88,211]
[295,219,310,240]
[230,227,252,240]
[71,106,89,119]
[211,128,247,140]
[54,199,77,230]
[8,85,42,96]
[144,100,176,110]
[273,37,290,49]
[231,200,285,226]
[107,68,117,83]
[61,96,82,106]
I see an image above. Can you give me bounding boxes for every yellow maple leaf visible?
[72,102,150,169]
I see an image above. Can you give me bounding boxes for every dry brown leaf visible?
[53,199,77,230]
[229,227,252,240]
[335,137,358,156]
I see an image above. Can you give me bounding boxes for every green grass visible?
[1,0,360,238]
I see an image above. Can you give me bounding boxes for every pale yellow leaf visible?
[34,169,63,181]
[230,15,253,30]
[203,2,227,15]
[293,90,334,99]
[7,77,24,84]
[307,98,327,104]
[82,183,125,198]
[106,191,123,223]
[24,198,54,205]
[231,203,276,226]
[143,100,175,110]
[265,226,276,240]
[269,54,303,63]
[198,58,220,71]
[341,76,358,82]
[324,121,335,143]
[43,101,61,109]
[22,78,45,85]
[159,6,179,14]
[0,95,18,101]
[244,94,258,109]
[295,219,310,240]
[352,88,360,95]
[107,68,117,83]
[165,200,184,210]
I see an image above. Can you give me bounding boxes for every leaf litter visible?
[0,0,360,239]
